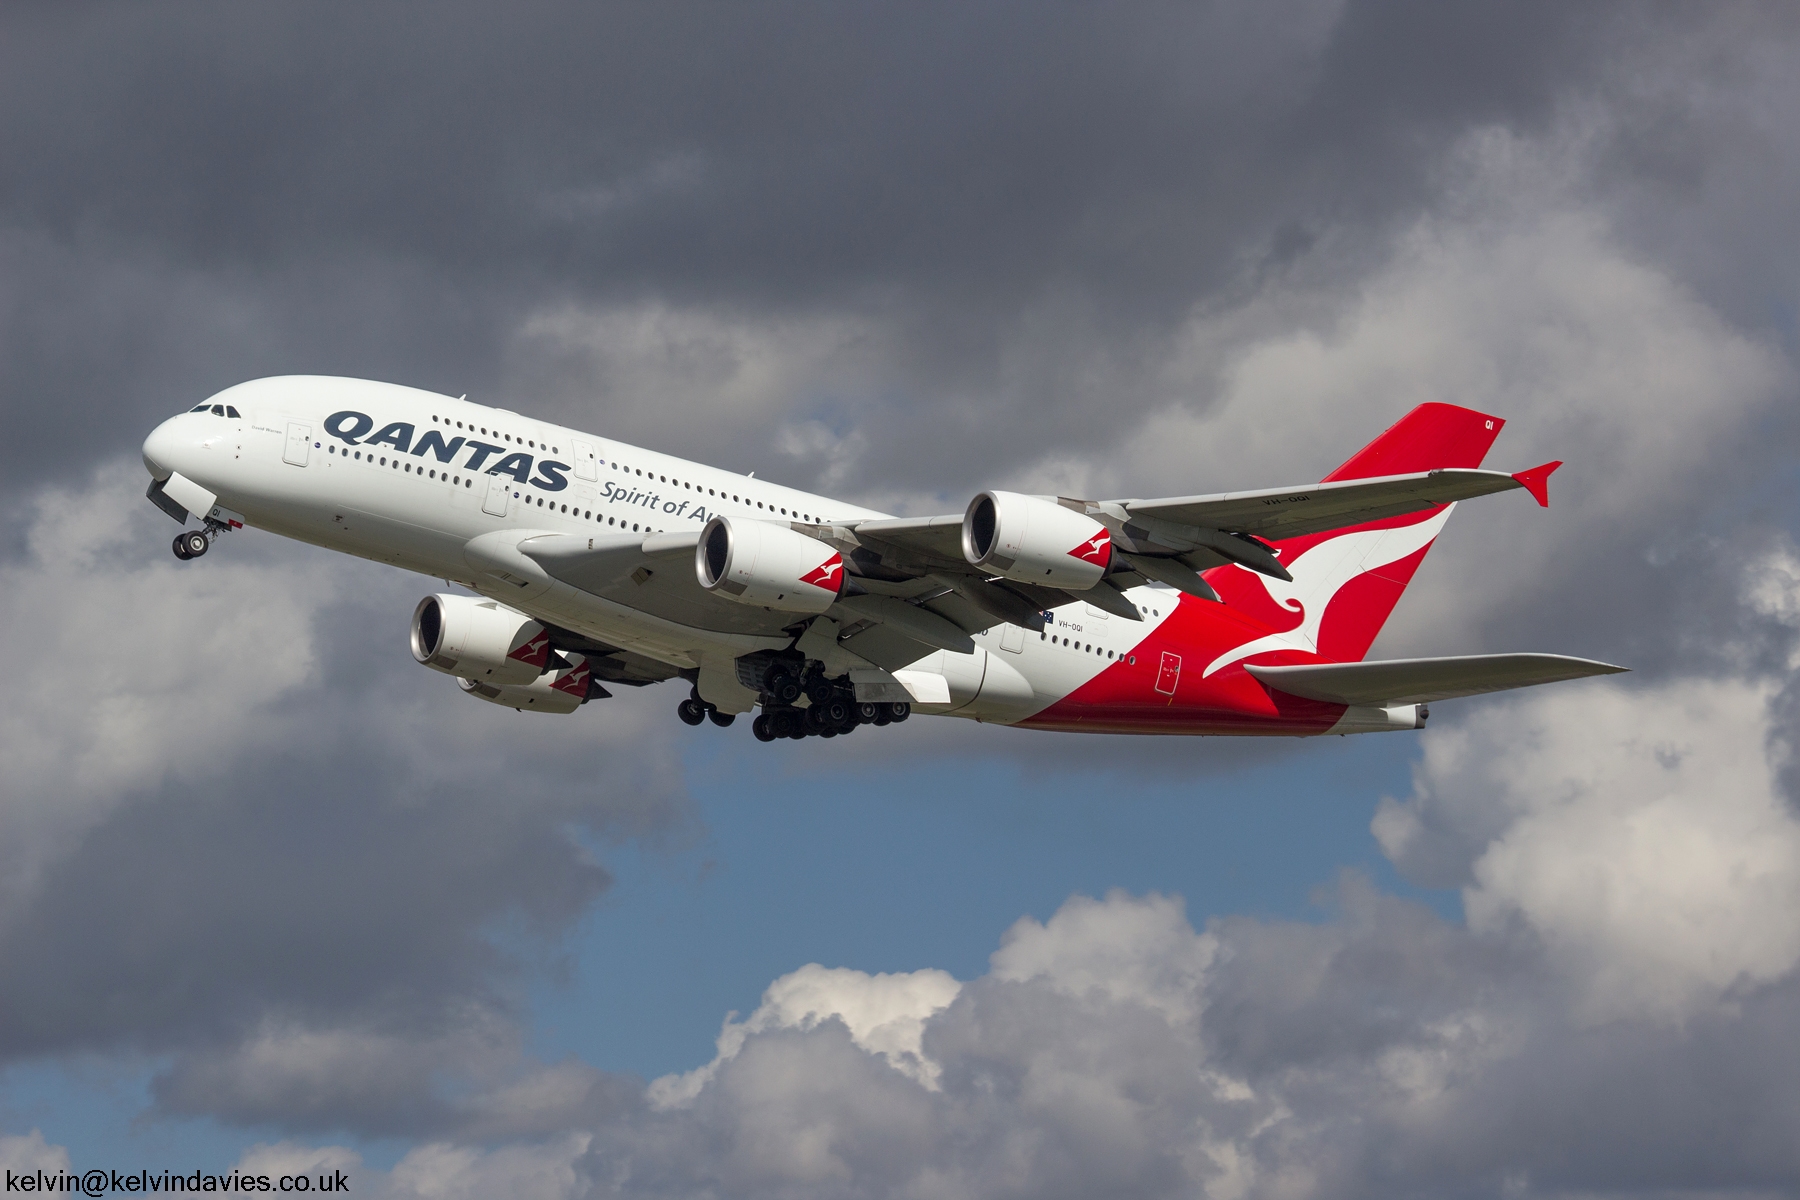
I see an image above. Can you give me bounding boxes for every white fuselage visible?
[141,376,1176,725]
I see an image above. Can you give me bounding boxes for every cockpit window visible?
[190,404,210,412]
[211,405,226,415]
[225,405,241,418]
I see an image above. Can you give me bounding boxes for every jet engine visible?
[456,654,598,714]
[696,516,847,614]
[411,593,552,685]
[962,490,1110,591]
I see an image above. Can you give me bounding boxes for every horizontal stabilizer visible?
[1246,653,1627,707]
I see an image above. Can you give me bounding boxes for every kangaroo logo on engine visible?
[1067,531,1111,566]
[799,555,844,592]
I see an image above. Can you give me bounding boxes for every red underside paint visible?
[1019,401,1508,735]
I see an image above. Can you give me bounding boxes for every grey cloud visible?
[5,0,1800,1182]
[546,877,1800,1199]
[0,0,1694,491]
[0,470,692,1137]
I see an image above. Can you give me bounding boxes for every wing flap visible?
[1246,653,1627,706]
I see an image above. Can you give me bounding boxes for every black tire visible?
[172,534,193,560]
[822,698,851,726]
[873,711,891,726]
[180,530,210,558]
[677,698,706,726]
[768,673,801,705]
[752,715,775,742]
[820,727,837,738]
[885,701,910,723]
[854,702,880,724]
[708,708,736,727]
[805,675,835,705]
[772,709,800,738]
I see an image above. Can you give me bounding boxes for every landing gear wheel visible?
[766,672,802,706]
[804,674,835,705]
[707,708,736,727]
[752,714,775,742]
[172,534,193,560]
[178,530,209,559]
[677,697,706,726]
[884,701,910,723]
[854,702,880,725]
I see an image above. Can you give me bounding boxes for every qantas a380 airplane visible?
[140,377,1623,742]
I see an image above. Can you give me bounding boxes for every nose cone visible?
[142,416,184,480]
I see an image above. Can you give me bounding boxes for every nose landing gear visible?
[171,524,221,560]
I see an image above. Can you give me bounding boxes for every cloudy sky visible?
[4,2,1800,1196]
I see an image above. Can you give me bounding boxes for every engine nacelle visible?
[411,593,551,686]
[962,490,1110,590]
[696,517,847,614]
[456,653,597,714]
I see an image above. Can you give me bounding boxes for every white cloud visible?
[1382,676,1800,1024]
[649,961,962,1108]
[381,1137,590,1200]
[991,890,1216,1027]
[0,1129,69,1178]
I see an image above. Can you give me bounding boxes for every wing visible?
[1245,653,1627,706]
[1117,467,1540,541]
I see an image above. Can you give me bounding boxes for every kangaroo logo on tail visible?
[1203,507,1453,677]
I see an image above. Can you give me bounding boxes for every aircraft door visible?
[482,474,510,517]
[283,422,311,466]
[1155,651,1182,696]
[572,439,598,482]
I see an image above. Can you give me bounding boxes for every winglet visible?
[1512,461,1562,508]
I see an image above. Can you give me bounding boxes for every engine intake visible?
[962,490,1110,591]
[696,517,846,614]
[411,594,551,686]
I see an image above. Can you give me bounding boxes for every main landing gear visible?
[748,662,909,742]
[171,521,227,561]
[677,688,737,728]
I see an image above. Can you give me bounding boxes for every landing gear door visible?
[482,474,511,517]
[571,439,598,482]
[283,422,312,466]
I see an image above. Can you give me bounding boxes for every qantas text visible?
[324,410,720,523]
[325,410,569,491]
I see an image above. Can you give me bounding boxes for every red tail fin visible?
[1323,402,1504,481]
[1213,404,1505,666]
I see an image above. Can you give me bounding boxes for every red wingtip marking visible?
[1512,460,1562,507]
